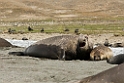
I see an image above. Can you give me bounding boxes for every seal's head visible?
[90,49,103,61]
[77,35,93,60]
[78,35,88,49]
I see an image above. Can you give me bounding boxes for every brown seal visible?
[0,38,13,47]
[90,45,113,61]
[74,63,124,83]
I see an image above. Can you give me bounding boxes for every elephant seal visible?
[107,54,124,64]
[25,44,64,59]
[90,45,113,61]
[74,63,124,83]
[0,38,13,47]
[112,42,124,47]
[9,34,93,60]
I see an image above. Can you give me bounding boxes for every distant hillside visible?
[0,0,124,21]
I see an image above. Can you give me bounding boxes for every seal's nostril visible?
[83,39,86,42]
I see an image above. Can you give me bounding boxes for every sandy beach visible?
[0,33,123,83]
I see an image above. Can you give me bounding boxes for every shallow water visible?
[111,47,124,56]
[6,39,37,47]
[6,39,124,56]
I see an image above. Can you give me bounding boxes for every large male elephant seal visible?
[73,63,124,83]
[90,45,113,61]
[0,38,13,47]
[9,34,93,60]
[107,54,124,64]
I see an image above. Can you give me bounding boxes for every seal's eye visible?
[79,42,86,47]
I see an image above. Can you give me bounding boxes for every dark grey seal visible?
[9,34,93,60]
[25,44,64,59]
[107,54,124,64]
[74,63,124,83]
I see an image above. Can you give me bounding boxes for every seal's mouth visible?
[79,42,86,47]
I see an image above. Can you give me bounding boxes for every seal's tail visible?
[9,52,25,56]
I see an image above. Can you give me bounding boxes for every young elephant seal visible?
[90,45,113,61]
[107,54,124,64]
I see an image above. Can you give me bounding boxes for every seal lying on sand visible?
[90,45,113,61]
[24,44,64,59]
[74,63,124,83]
[9,34,93,60]
[107,54,124,64]
[112,42,124,47]
[0,38,14,47]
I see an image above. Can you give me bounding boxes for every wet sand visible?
[0,33,123,83]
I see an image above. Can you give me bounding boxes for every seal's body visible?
[25,44,64,59]
[107,54,124,64]
[0,38,13,47]
[74,63,124,83]
[90,45,113,60]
